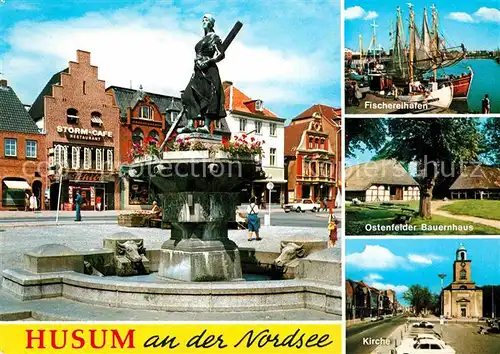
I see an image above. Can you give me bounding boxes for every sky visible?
[345,0,500,52]
[0,0,341,121]
[346,238,500,305]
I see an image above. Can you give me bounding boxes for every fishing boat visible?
[390,4,469,107]
[436,67,473,100]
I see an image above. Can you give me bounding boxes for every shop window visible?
[139,106,153,120]
[26,140,37,158]
[270,123,277,136]
[148,130,160,143]
[107,150,113,171]
[129,180,150,205]
[95,149,103,170]
[133,128,144,145]
[54,145,63,167]
[71,146,81,169]
[83,148,92,170]
[4,138,17,157]
[269,148,276,166]
[67,108,79,124]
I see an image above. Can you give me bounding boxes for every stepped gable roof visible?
[293,104,341,124]
[107,86,182,119]
[284,121,309,157]
[0,83,41,134]
[345,159,419,191]
[29,68,69,121]
[449,165,500,190]
[223,83,278,119]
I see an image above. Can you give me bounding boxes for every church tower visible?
[452,243,474,289]
[442,243,483,318]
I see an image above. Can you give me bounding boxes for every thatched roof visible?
[449,165,500,190]
[346,159,419,191]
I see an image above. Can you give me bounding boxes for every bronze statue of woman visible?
[178,14,226,134]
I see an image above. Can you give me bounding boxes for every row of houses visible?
[0,50,342,211]
[345,159,500,202]
[346,279,401,320]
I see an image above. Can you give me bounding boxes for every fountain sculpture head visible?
[117,240,145,263]
[275,242,306,267]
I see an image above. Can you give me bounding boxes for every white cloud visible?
[474,7,500,22]
[345,6,364,20]
[361,274,408,294]
[3,5,332,107]
[346,245,407,269]
[364,11,378,21]
[364,273,383,282]
[447,12,474,23]
[345,6,378,21]
[370,282,409,294]
[407,254,446,265]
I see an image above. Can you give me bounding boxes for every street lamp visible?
[438,274,447,317]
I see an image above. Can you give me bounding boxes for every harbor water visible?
[437,59,498,113]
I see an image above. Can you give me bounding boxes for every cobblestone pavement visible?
[0,224,335,272]
[440,322,500,354]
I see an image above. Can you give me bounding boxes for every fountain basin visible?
[1,269,341,315]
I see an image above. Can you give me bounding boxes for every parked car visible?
[412,321,434,328]
[396,338,456,354]
[283,199,320,213]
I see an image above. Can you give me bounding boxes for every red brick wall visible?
[0,131,47,210]
[118,101,166,164]
[43,50,121,209]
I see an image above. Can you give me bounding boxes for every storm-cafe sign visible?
[57,126,113,141]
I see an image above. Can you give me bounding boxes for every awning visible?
[253,179,288,184]
[91,116,103,125]
[3,180,31,190]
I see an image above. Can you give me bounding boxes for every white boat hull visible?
[399,84,454,109]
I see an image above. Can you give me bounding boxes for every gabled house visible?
[449,165,500,199]
[345,159,419,202]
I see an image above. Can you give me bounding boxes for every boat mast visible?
[408,3,415,85]
[371,20,379,62]
[431,4,438,80]
[359,34,364,71]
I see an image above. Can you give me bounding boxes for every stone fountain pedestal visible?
[127,141,263,282]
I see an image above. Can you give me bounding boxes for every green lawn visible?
[439,199,500,221]
[346,204,500,235]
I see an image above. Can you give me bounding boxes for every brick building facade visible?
[106,86,182,209]
[29,50,121,211]
[284,104,341,208]
[0,79,47,210]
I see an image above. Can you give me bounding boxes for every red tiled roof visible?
[224,83,277,118]
[294,104,341,122]
[284,121,309,157]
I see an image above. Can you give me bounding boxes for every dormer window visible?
[139,106,153,120]
[255,100,263,112]
[67,108,79,124]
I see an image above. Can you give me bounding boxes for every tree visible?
[403,285,433,316]
[383,118,481,218]
[483,118,500,165]
[346,118,387,157]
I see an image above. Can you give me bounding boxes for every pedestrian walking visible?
[328,213,339,248]
[246,197,261,241]
[323,196,328,212]
[29,192,38,212]
[96,195,102,211]
[75,191,82,222]
[24,191,30,212]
